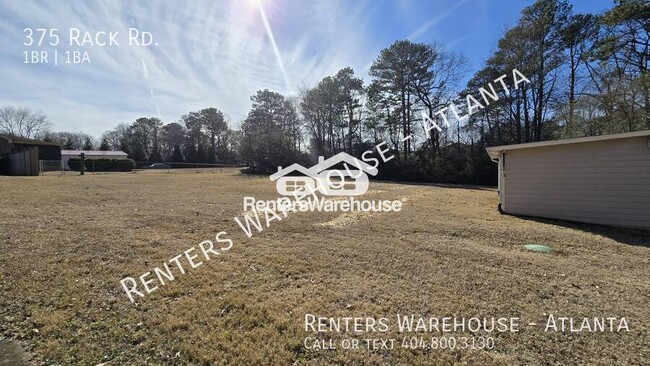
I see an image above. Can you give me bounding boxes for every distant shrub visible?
[68,158,135,172]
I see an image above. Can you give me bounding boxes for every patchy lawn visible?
[0,169,648,365]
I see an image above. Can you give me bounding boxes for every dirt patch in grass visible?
[0,169,648,365]
[0,340,30,366]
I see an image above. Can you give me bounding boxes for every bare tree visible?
[42,131,97,150]
[101,124,130,151]
[0,106,51,138]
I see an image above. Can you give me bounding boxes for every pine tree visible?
[82,137,94,150]
[63,138,75,150]
[99,138,110,151]
[171,145,184,162]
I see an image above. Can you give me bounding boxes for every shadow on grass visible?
[238,166,498,191]
[371,179,497,191]
[513,215,650,248]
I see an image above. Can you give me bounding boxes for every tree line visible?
[1,0,647,185]
[39,109,239,164]
[240,0,649,184]
[98,109,239,164]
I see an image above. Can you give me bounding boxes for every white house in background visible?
[61,150,128,170]
[486,130,650,230]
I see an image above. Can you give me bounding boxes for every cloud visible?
[406,0,469,40]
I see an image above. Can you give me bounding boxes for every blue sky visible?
[0,0,613,137]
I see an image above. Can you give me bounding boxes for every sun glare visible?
[253,0,293,93]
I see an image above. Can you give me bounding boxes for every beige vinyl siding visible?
[503,136,650,230]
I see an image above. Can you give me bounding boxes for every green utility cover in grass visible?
[524,244,554,253]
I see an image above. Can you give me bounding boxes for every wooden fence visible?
[8,147,39,176]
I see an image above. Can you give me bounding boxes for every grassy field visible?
[0,169,648,365]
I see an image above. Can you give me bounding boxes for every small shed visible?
[0,134,62,160]
[61,150,128,170]
[486,130,650,230]
[0,135,62,175]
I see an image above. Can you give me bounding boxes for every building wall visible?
[0,137,10,174]
[502,136,650,230]
[11,143,61,160]
[35,145,62,160]
[9,148,39,176]
[0,137,11,156]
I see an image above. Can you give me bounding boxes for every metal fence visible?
[133,162,243,174]
[38,160,243,175]
[39,160,65,175]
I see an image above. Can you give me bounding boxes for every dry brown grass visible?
[0,169,648,365]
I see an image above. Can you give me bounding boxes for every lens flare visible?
[255,0,293,93]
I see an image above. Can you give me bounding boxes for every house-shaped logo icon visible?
[270,152,378,196]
